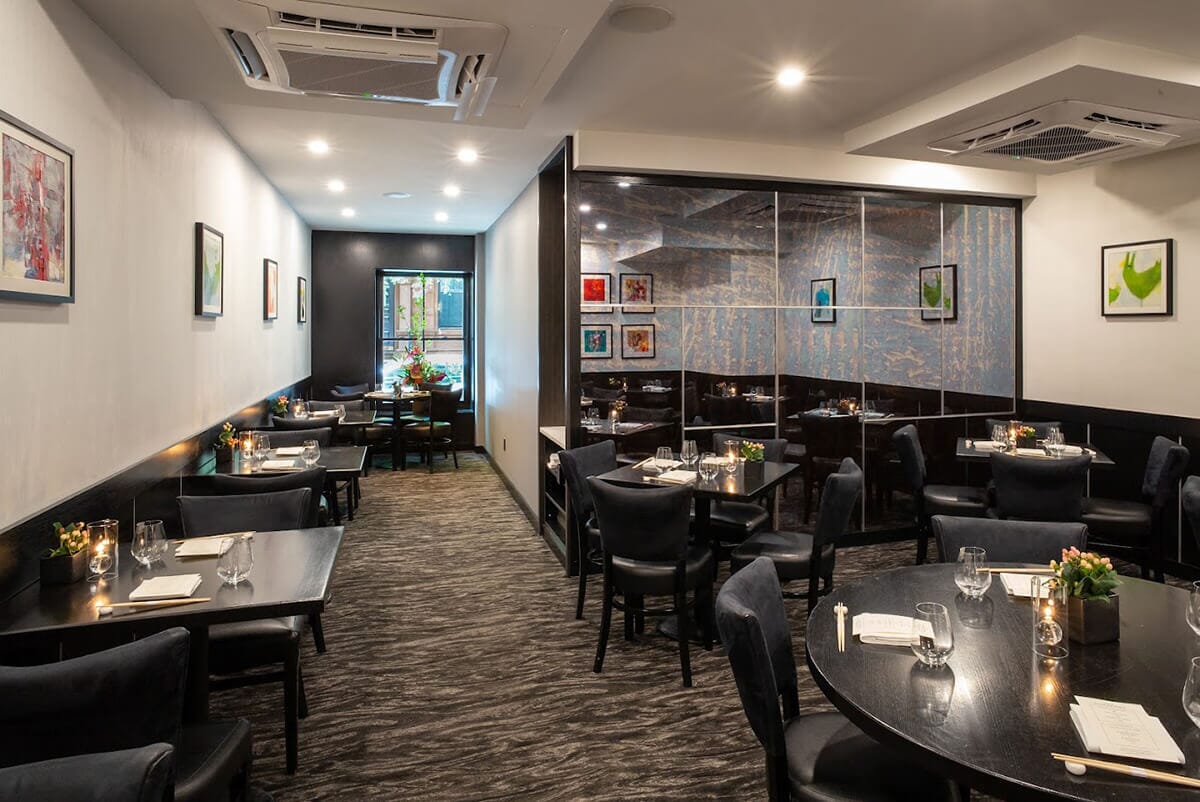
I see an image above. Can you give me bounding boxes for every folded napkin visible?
[1059,445,1084,455]
[851,613,933,646]
[1015,447,1046,457]
[175,537,233,558]
[639,457,682,471]
[999,573,1051,598]
[310,409,338,417]
[260,459,303,471]
[971,440,1001,449]
[645,470,697,485]
[1070,696,1185,764]
[273,446,305,456]
[128,574,203,601]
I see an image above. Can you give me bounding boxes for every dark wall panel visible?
[310,231,475,396]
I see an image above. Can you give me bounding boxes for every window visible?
[377,270,472,403]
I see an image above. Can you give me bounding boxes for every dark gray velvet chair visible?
[716,558,960,802]
[252,427,332,448]
[587,478,713,687]
[985,419,1062,439]
[400,388,460,472]
[178,487,311,538]
[271,415,341,440]
[332,382,370,401]
[1185,476,1200,554]
[558,440,618,620]
[1081,436,1189,581]
[308,399,365,412]
[932,515,1088,564]
[989,451,1091,522]
[893,424,987,563]
[730,458,862,609]
[707,435,788,553]
[0,628,251,802]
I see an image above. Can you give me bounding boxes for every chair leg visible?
[675,588,693,687]
[766,753,789,802]
[623,604,634,641]
[310,613,327,654]
[698,584,714,651]
[634,595,645,635]
[915,520,930,565]
[427,437,434,473]
[283,644,300,775]
[574,550,589,621]
[298,665,309,720]
[452,446,459,469]
[593,575,613,674]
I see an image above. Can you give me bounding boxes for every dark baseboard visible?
[480,449,539,532]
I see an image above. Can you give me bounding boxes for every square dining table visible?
[203,446,369,523]
[0,527,343,722]
[954,437,1115,467]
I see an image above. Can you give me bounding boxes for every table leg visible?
[658,497,718,645]
[184,624,210,723]
[327,482,342,525]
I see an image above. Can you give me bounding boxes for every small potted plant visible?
[214,421,237,467]
[41,522,88,585]
[740,441,765,462]
[271,394,289,415]
[1015,425,1038,449]
[1051,547,1121,644]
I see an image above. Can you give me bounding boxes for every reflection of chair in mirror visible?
[705,394,751,425]
[798,414,857,523]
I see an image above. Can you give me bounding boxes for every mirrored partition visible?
[575,176,1018,534]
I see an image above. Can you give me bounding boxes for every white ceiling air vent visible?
[927,101,1200,166]
[209,1,506,119]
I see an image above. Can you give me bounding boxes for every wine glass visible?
[954,546,992,599]
[1046,426,1065,457]
[991,424,1008,449]
[698,452,718,482]
[1186,582,1200,637]
[911,602,954,668]
[252,431,270,460]
[680,440,699,469]
[217,534,254,586]
[132,520,167,567]
[302,440,321,467]
[1184,657,1200,728]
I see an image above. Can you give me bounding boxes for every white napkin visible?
[1000,573,1051,598]
[647,458,682,470]
[1070,696,1185,764]
[273,446,304,456]
[645,470,697,485]
[310,409,337,417]
[971,440,1001,449]
[1015,447,1046,457]
[260,459,303,471]
[175,538,232,558]
[1059,445,1084,455]
[851,613,933,646]
[128,574,203,601]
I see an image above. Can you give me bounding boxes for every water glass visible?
[252,431,270,460]
[1186,582,1200,637]
[302,439,321,467]
[680,440,699,468]
[1184,658,1200,729]
[334,403,346,420]
[954,546,992,599]
[655,446,674,469]
[698,452,719,482]
[1046,426,1065,456]
[217,534,254,586]
[132,520,167,567]
[911,602,954,668]
[587,407,599,424]
[991,424,1008,449]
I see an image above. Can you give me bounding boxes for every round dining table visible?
[806,564,1200,801]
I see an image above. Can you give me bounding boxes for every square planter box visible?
[40,549,87,586]
[1068,594,1120,644]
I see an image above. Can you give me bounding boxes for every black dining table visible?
[806,563,1200,801]
[274,409,377,428]
[955,437,1116,467]
[0,527,343,722]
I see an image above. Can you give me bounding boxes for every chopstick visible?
[97,597,211,614]
[1050,754,1200,789]
[172,531,253,545]
[835,603,847,652]
[981,567,1054,574]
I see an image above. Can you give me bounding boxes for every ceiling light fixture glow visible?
[617,181,631,189]
[579,204,592,213]
[443,184,461,198]
[775,66,806,88]
[307,139,330,155]
[383,191,412,200]
[326,179,345,193]
[456,147,478,163]
[595,222,608,231]
[340,207,356,218]
[434,211,449,223]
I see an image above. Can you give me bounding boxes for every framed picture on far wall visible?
[0,110,74,303]
[581,323,612,359]
[919,264,957,321]
[621,323,655,359]
[619,272,654,313]
[297,277,307,324]
[263,259,278,320]
[194,222,224,317]
[810,277,836,323]
[1101,238,1173,317]
[581,273,612,313]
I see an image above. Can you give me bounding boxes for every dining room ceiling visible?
[73,0,1200,233]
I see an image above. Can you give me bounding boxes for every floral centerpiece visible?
[396,345,446,389]
[214,421,237,466]
[740,441,765,462]
[41,521,88,585]
[1050,547,1121,644]
[1015,425,1038,448]
[271,394,289,415]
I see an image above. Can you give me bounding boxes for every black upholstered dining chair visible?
[252,427,332,448]
[401,388,460,472]
[989,451,1091,522]
[1184,476,1200,552]
[799,413,858,523]
[716,558,961,802]
[707,434,788,557]
[332,382,370,402]
[730,457,862,610]
[558,440,618,620]
[893,424,988,563]
[178,488,313,774]
[932,515,1088,564]
[0,628,251,802]
[272,414,341,439]
[587,478,714,687]
[984,418,1062,439]
[1081,436,1189,581]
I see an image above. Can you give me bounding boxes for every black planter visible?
[1068,594,1120,645]
[214,447,234,468]
[40,549,86,585]
[1016,435,1037,449]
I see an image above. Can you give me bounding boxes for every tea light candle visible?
[240,433,253,457]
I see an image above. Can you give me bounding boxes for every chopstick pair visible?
[980,567,1054,574]
[97,597,211,615]
[1051,753,1200,789]
[834,603,847,652]
[172,531,254,545]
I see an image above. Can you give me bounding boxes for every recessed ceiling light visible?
[340,207,355,218]
[456,147,478,163]
[617,181,631,189]
[579,203,592,213]
[607,4,675,33]
[434,211,449,223]
[307,139,330,155]
[326,179,345,193]
[775,66,806,88]
[383,191,411,200]
[595,222,608,231]
[442,184,461,198]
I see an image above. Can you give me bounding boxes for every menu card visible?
[645,470,697,485]
[175,537,233,558]
[1070,696,1185,764]
[260,459,303,471]
[851,613,933,646]
[999,573,1051,598]
[129,574,203,601]
[273,446,305,456]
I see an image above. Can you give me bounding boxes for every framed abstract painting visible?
[0,110,73,303]
[621,324,655,359]
[297,277,307,323]
[194,223,224,317]
[582,323,612,359]
[919,264,957,321]
[263,259,278,320]
[619,272,654,313]
[810,277,836,323]
[1101,239,1172,316]
[581,273,612,313]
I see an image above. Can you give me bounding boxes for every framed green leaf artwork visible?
[919,264,956,322]
[1101,239,1173,317]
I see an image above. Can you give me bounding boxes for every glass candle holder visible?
[292,399,308,418]
[722,444,740,475]
[239,432,254,459]
[1032,577,1069,660]
[86,519,119,580]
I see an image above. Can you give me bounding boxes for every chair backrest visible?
[990,452,1091,521]
[704,394,750,425]
[309,399,365,412]
[334,383,370,395]
[206,466,327,528]
[0,627,189,768]
[932,515,1087,564]
[1142,436,1190,508]
[587,478,692,562]
[801,415,855,461]
[1183,476,1200,541]
[985,419,1062,439]
[814,458,863,549]
[178,487,311,537]
[713,434,787,463]
[892,424,927,493]
[429,388,461,423]
[250,428,332,448]
[623,405,677,422]
[558,441,618,527]
[330,390,365,402]
[419,382,453,392]
[715,557,798,759]
[272,415,339,434]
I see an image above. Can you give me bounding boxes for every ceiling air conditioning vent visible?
[986,126,1123,162]
[965,118,1040,148]
[1082,112,1164,131]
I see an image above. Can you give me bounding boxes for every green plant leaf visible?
[1107,283,1121,304]
[1122,253,1162,301]
[922,273,942,309]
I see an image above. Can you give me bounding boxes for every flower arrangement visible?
[1018,425,1037,439]
[397,345,447,388]
[740,441,765,462]
[271,394,289,415]
[1051,547,1120,601]
[47,521,87,558]
[216,422,237,450]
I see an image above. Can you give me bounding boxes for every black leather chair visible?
[1184,476,1200,553]
[252,427,332,448]
[932,515,1088,564]
[0,628,251,802]
[707,435,787,555]
[716,558,960,802]
[893,424,987,563]
[1081,436,1189,581]
[178,489,312,774]
[332,382,370,401]
[558,440,618,620]
[401,388,460,472]
[985,418,1062,439]
[272,414,341,439]
[730,458,862,609]
[989,451,1091,522]
[800,414,857,523]
[587,478,714,687]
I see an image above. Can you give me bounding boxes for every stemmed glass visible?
[698,452,718,482]
[252,431,270,461]
[954,546,992,599]
[1186,582,1200,637]
[911,602,954,668]
[302,439,321,467]
[131,520,167,567]
[680,440,699,469]
[216,534,253,586]
[1184,657,1200,728]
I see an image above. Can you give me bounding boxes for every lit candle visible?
[240,433,253,456]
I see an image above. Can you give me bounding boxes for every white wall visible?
[482,179,540,513]
[1023,144,1200,418]
[0,2,310,529]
